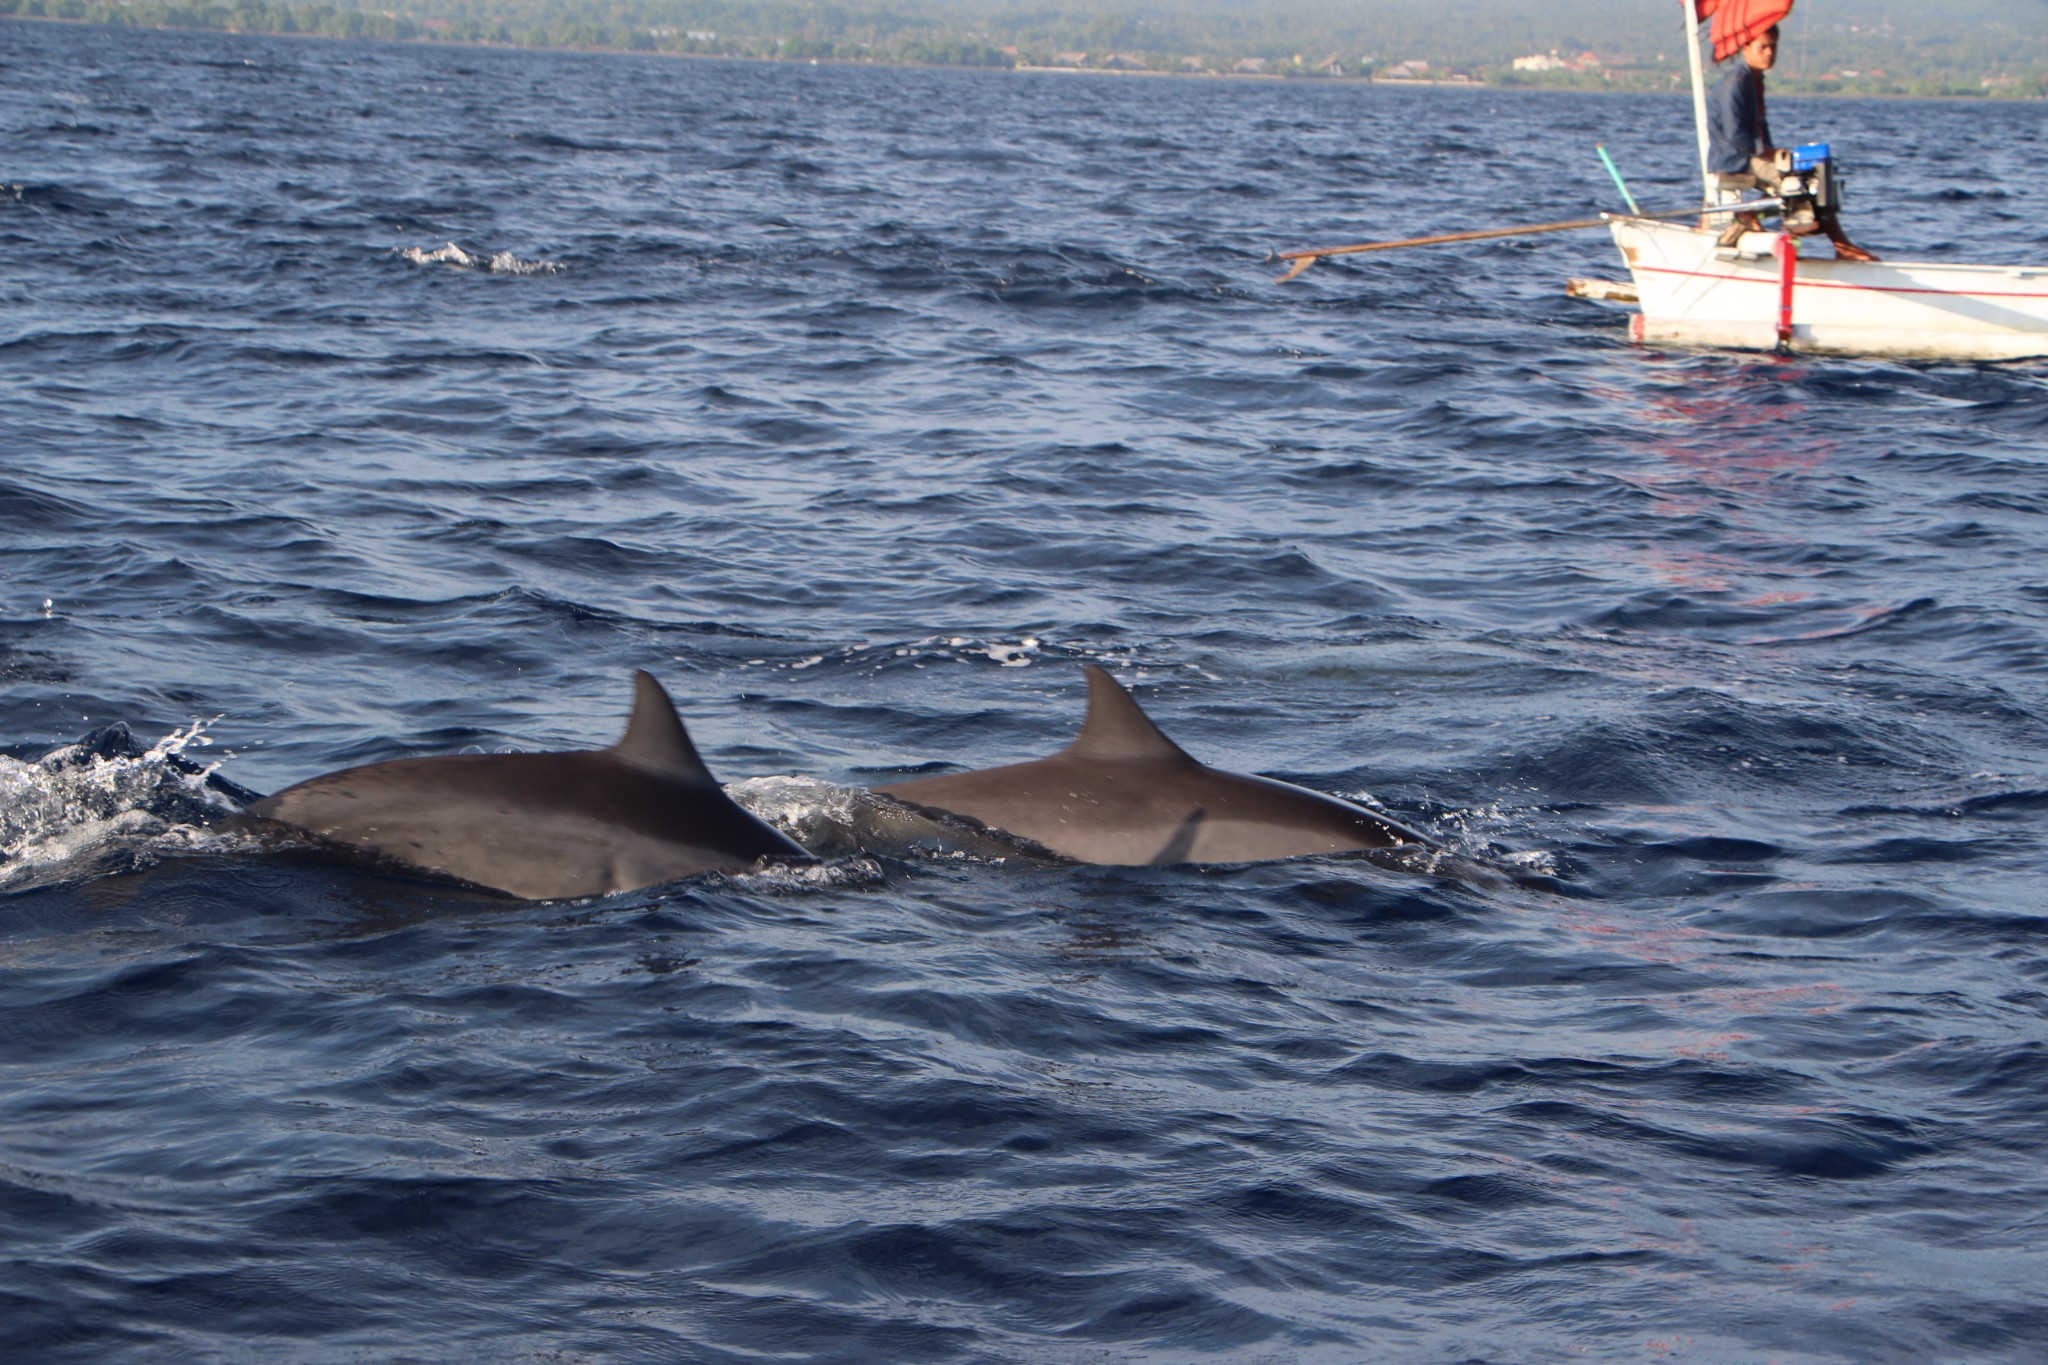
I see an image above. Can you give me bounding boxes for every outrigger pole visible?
[1271,200,1783,282]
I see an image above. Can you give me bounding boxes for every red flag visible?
[1694,0,1795,62]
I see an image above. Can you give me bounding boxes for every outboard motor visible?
[1774,142,1840,235]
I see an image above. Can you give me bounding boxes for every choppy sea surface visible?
[5,19,2048,1362]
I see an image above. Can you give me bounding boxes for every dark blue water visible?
[6,19,2048,1361]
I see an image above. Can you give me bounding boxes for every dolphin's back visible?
[245,672,810,899]
[878,667,1431,867]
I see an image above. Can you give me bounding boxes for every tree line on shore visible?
[8,0,2044,98]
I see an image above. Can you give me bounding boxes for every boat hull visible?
[1608,218,2048,361]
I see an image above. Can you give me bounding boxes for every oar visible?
[1272,200,1785,283]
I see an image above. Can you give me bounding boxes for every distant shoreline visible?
[6,14,2039,103]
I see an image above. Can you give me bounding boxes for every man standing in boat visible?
[1707,22,1877,261]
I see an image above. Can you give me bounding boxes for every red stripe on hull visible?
[1632,263,2048,303]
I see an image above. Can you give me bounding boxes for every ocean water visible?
[5,18,2048,1362]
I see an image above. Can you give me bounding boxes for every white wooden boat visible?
[1579,1,2048,362]
[1605,216,2048,361]
[1279,4,2048,362]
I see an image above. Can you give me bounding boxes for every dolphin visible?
[875,666,1442,867]
[240,671,813,899]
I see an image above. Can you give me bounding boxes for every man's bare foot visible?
[1716,212,1765,247]
[1833,241,1879,263]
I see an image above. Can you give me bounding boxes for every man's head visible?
[1741,25,1779,73]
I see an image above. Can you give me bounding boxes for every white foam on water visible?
[1358,790,1558,878]
[933,634,1042,666]
[0,721,252,894]
[727,775,1046,865]
[729,855,886,893]
[399,241,481,268]
[397,242,561,274]
[484,249,561,275]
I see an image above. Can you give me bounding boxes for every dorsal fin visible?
[609,671,716,782]
[1062,666,1196,763]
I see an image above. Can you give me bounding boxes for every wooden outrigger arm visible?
[1273,200,1784,282]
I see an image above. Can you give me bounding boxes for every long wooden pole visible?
[1272,218,1607,282]
[1271,199,1783,283]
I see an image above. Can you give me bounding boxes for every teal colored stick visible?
[1596,145,1641,215]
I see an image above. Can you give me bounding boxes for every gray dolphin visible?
[241,671,812,899]
[876,666,1441,867]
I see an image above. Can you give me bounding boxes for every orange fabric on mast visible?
[1693,0,1795,62]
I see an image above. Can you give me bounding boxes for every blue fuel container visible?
[1791,142,1832,172]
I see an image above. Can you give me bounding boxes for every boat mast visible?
[1683,0,1713,204]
